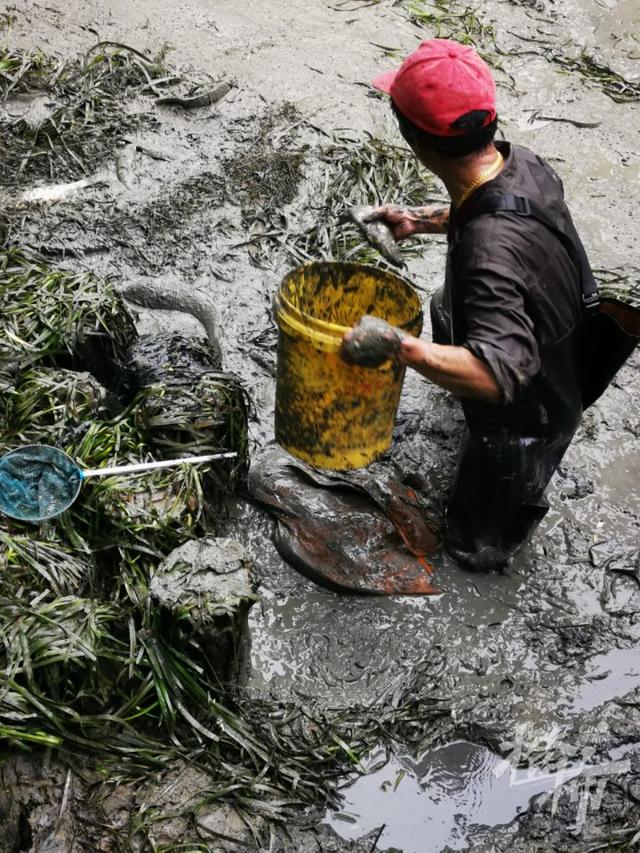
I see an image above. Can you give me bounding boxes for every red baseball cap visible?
[372,39,497,137]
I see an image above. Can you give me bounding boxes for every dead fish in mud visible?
[341,315,406,368]
[349,204,405,268]
[123,137,172,161]
[119,280,222,361]
[18,177,100,205]
[115,142,137,188]
[155,82,232,110]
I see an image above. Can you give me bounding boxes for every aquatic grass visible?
[0,585,385,807]
[131,171,227,238]
[0,532,89,596]
[220,102,308,245]
[505,27,640,103]
[0,241,268,805]
[133,374,250,465]
[551,52,640,103]
[0,42,170,184]
[0,512,454,821]
[223,149,306,219]
[43,421,217,574]
[0,46,54,100]
[0,595,122,685]
[404,0,502,68]
[232,129,439,269]
[0,248,137,370]
[2,367,110,443]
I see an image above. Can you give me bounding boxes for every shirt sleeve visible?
[459,262,541,405]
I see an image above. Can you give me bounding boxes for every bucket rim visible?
[277,260,423,336]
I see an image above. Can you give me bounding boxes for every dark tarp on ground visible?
[248,449,440,595]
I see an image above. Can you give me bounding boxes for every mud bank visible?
[2,0,640,850]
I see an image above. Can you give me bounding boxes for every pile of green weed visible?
[0,41,169,184]
[0,247,137,368]
[0,250,282,809]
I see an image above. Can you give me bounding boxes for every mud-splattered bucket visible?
[274,261,423,470]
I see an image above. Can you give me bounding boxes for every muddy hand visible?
[341,315,406,368]
[348,205,405,268]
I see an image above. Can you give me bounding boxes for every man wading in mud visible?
[342,39,605,571]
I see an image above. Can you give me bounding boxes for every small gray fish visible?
[115,142,137,188]
[20,178,94,204]
[349,205,404,268]
[340,315,405,368]
[155,82,232,110]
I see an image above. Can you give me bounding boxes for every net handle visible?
[80,452,238,479]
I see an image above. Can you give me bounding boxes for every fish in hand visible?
[349,205,405,268]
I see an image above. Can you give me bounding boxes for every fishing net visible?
[0,446,81,522]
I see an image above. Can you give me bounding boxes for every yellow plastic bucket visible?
[274,261,423,470]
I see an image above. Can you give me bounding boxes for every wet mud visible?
[2,0,640,850]
[341,315,406,368]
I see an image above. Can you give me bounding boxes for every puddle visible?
[564,647,640,712]
[600,448,640,505]
[326,741,582,852]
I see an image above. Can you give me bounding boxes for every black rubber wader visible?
[435,194,640,571]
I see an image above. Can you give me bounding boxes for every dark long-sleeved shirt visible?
[444,142,584,410]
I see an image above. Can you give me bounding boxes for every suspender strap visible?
[471,193,600,312]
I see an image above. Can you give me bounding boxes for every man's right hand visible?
[361,204,450,241]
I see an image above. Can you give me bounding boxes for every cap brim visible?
[371,69,397,94]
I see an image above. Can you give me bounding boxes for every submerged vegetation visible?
[0,244,452,840]
[0,248,431,843]
[295,134,438,264]
[0,247,136,367]
[0,249,278,829]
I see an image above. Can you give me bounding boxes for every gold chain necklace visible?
[456,151,504,208]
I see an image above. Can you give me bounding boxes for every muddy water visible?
[6,0,640,849]
[327,741,583,851]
